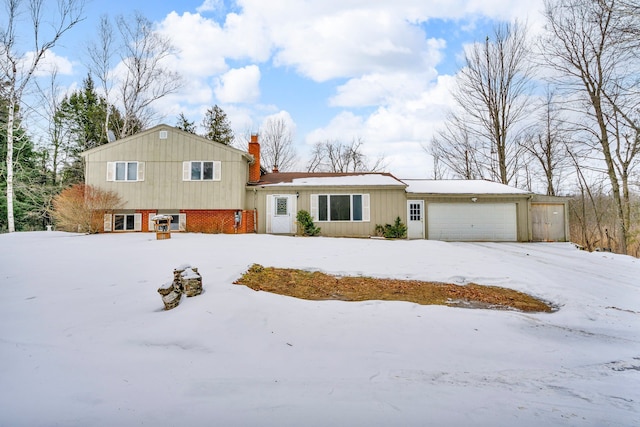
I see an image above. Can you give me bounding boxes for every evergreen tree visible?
[176,113,196,134]
[201,105,234,145]
[0,98,47,231]
[55,74,126,184]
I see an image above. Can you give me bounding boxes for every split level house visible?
[81,124,569,242]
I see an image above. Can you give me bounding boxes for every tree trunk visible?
[593,98,628,254]
[6,98,16,232]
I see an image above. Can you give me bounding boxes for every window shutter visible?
[137,162,145,181]
[178,213,187,231]
[213,161,221,181]
[148,212,157,232]
[310,194,319,221]
[265,195,273,233]
[362,194,370,222]
[104,214,112,232]
[133,213,142,231]
[106,162,115,181]
[183,161,191,181]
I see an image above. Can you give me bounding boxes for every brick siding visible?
[181,209,256,234]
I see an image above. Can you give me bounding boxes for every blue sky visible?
[35,0,546,178]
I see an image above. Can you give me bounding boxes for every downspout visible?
[253,188,258,233]
[527,194,533,242]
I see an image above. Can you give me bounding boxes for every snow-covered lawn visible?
[1,231,638,426]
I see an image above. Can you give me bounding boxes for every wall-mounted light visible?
[296,191,299,198]
[471,197,478,203]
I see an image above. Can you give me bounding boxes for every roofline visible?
[80,124,252,161]
[248,184,407,191]
[249,171,407,186]
[406,192,532,196]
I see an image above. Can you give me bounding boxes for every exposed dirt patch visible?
[234,264,554,313]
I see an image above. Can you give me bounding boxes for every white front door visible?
[268,195,296,234]
[407,200,424,239]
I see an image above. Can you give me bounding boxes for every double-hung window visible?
[183,161,221,181]
[107,161,144,182]
[312,194,370,222]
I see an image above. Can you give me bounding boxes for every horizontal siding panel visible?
[248,187,406,237]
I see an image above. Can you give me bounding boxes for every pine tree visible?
[201,105,234,145]
[55,74,126,184]
[0,97,46,231]
[176,113,196,134]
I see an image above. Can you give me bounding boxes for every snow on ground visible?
[1,232,639,426]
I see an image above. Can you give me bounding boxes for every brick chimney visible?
[248,133,260,183]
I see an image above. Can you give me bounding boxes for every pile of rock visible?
[157,264,203,310]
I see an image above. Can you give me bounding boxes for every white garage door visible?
[428,203,517,241]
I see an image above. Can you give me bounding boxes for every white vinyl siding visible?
[310,194,370,222]
[104,214,112,232]
[106,161,145,182]
[182,161,221,181]
[265,194,273,233]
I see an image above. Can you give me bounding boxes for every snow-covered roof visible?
[150,214,173,221]
[403,179,531,195]
[258,173,406,187]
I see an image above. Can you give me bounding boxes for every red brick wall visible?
[137,210,157,232]
[181,209,256,234]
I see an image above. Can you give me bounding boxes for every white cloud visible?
[236,0,544,82]
[304,74,459,178]
[24,50,75,77]
[196,0,222,14]
[270,9,441,81]
[157,12,230,77]
[80,1,547,178]
[215,65,261,104]
[260,110,296,133]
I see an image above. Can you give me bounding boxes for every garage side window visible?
[311,194,370,222]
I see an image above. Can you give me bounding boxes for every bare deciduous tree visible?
[259,116,296,172]
[35,67,70,185]
[543,0,640,253]
[429,114,486,180]
[306,138,385,173]
[87,15,115,141]
[87,12,182,139]
[452,21,533,184]
[1,0,84,232]
[520,89,573,196]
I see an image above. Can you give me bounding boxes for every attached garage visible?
[428,202,517,241]
[530,195,569,242]
[404,179,532,242]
